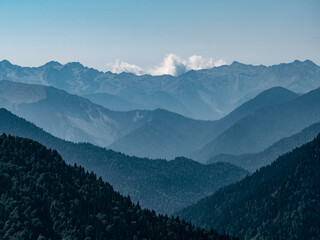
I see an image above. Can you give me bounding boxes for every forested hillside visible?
[178,135,320,239]
[0,134,236,240]
[0,108,248,214]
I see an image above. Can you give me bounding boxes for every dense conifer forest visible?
[178,134,320,239]
[0,134,236,240]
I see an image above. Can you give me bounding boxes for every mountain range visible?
[3,79,319,161]
[0,108,248,214]
[1,58,320,239]
[1,59,319,120]
[177,134,320,240]
[111,86,302,159]
[0,80,218,159]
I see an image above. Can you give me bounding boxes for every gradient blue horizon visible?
[0,0,319,71]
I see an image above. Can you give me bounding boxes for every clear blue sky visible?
[0,0,319,71]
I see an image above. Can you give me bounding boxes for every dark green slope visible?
[0,108,248,214]
[0,134,236,240]
[207,122,320,172]
[178,134,320,240]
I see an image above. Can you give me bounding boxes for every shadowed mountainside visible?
[207,122,320,172]
[193,87,320,161]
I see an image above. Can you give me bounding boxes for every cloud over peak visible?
[106,54,226,76]
[106,60,144,76]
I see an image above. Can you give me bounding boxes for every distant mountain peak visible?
[65,61,84,68]
[231,61,242,65]
[230,59,318,68]
[303,59,315,64]
[276,59,318,68]
[300,59,318,67]
[292,59,315,65]
[43,60,62,68]
[230,61,251,68]
[0,59,13,67]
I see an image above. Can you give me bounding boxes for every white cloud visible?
[106,59,144,75]
[212,59,227,67]
[187,55,225,70]
[149,54,187,76]
[106,54,226,76]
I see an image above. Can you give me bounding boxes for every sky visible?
[0,0,319,75]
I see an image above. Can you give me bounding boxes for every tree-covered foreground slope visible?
[0,108,248,214]
[0,134,236,240]
[207,121,320,172]
[178,134,320,240]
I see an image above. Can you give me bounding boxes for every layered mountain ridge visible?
[0,108,248,214]
[192,87,320,161]
[3,80,317,161]
[1,59,319,120]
